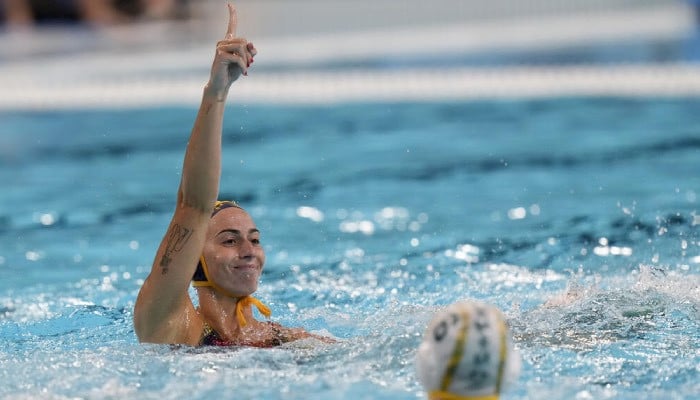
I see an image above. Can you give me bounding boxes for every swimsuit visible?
[199,321,288,348]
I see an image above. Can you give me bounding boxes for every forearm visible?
[176,3,254,212]
[178,88,227,211]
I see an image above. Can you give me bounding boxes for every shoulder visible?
[135,296,204,346]
[267,322,324,344]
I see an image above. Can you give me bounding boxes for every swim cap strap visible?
[236,296,271,327]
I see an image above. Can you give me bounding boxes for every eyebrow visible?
[216,228,260,236]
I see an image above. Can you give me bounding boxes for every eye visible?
[251,238,261,245]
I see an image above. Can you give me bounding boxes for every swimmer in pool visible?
[416,300,520,400]
[133,3,328,347]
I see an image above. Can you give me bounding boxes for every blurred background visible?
[1,0,700,109]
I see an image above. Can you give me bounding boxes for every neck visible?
[197,288,255,337]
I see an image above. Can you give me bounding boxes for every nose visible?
[237,239,254,259]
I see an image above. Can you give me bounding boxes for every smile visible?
[232,264,259,271]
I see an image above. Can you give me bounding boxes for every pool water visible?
[0,97,698,399]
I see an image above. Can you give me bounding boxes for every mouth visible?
[233,264,259,271]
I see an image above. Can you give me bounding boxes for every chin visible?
[232,283,259,297]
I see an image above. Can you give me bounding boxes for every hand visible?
[205,3,257,101]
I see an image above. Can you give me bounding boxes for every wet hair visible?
[192,200,243,282]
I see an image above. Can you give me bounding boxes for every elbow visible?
[176,187,215,216]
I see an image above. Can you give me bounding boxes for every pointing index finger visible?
[225,3,237,39]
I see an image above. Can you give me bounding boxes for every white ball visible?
[415,300,520,398]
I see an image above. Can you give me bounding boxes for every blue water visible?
[0,97,699,399]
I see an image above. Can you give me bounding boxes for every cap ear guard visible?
[416,301,520,400]
[193,258,208,282]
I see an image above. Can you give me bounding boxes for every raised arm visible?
[134,3,256,343]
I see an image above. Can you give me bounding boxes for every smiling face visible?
[202,207,265,297]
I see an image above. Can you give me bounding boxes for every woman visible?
[134,3,324,347]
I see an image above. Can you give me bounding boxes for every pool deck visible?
[1,0,699,109]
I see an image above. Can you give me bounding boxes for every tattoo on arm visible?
[159,224,193,275]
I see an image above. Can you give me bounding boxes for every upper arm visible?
[133,202,210,342]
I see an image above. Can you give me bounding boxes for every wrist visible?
[203,83,229,103]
